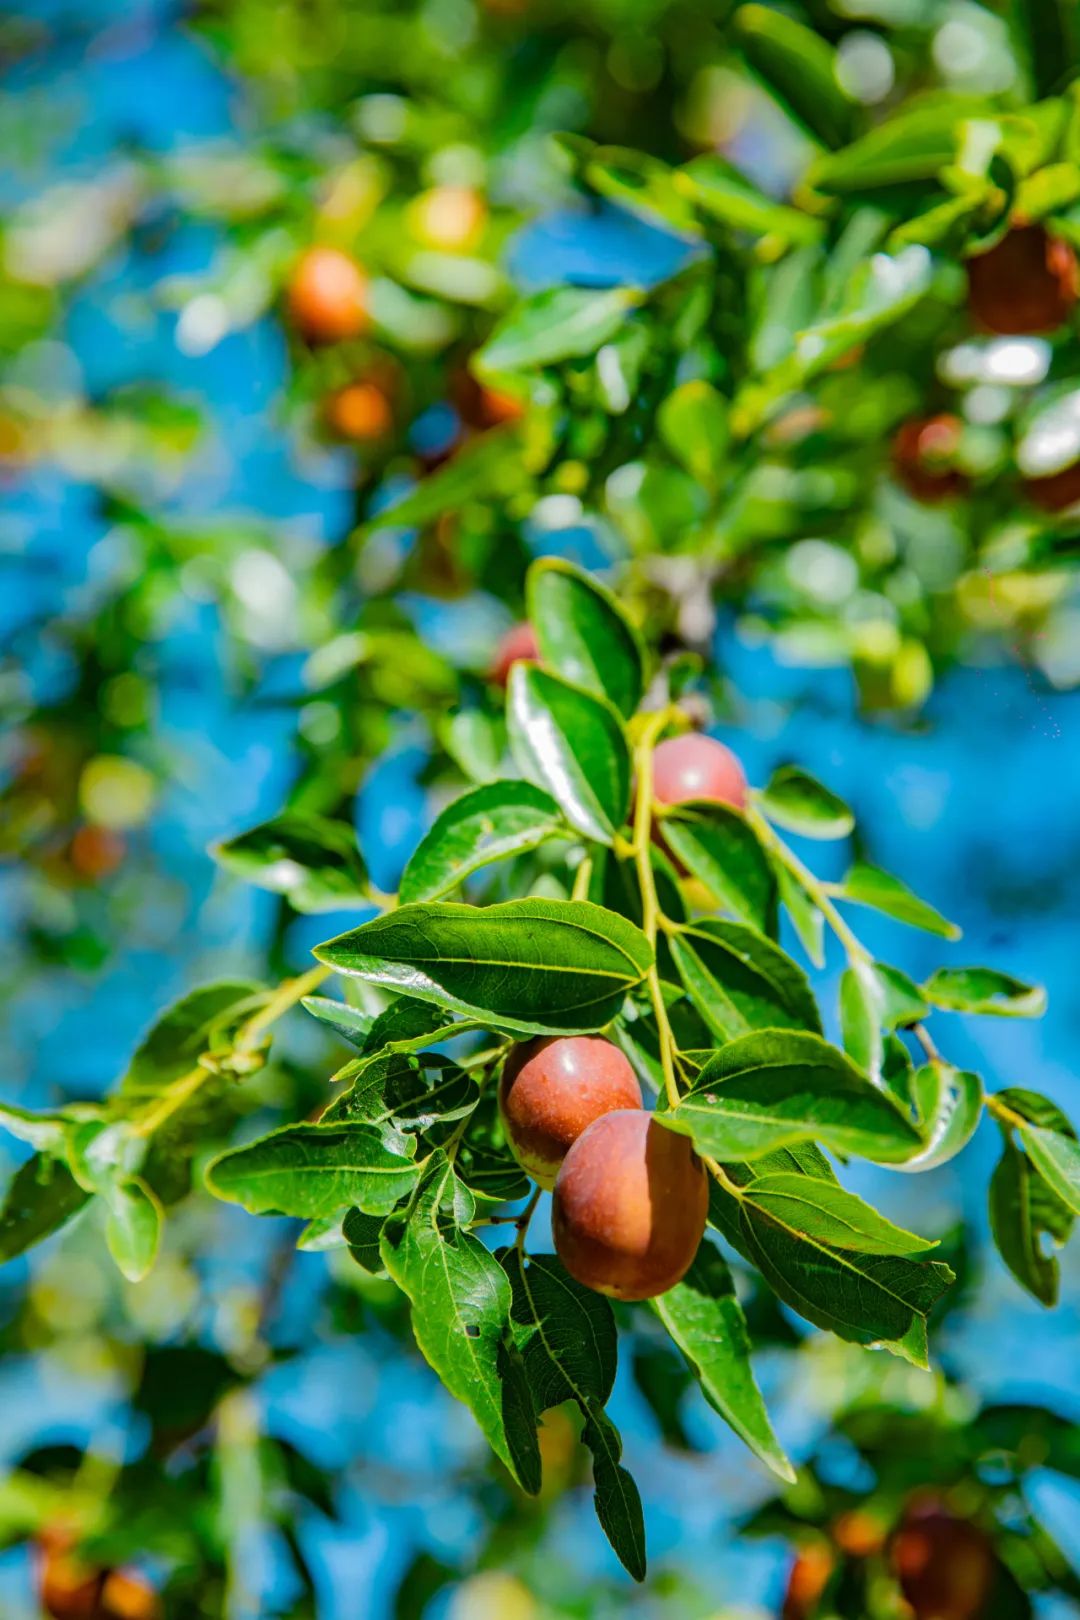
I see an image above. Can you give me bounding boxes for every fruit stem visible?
[631,706,682,1111]
[746,805,870,964]
[514,1186,542,1252]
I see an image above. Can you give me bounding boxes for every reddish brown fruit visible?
[890,1499,994,1620]
[832,1508,886,1559]
[552,1110,708,1301]
[782,1541,835,1620]
[325,380,394,442]
[287,247,369,344]
[892,414,969,503]
[1023,459,1080,513]
[452,367,525,429]
[100,1570,162,1620]
[967,224,1078,335]
[37,1533,105,1620]
[490,621,540,686]
[69,825,126,881]
[499,1036,643,1189]
[651,733,748,813]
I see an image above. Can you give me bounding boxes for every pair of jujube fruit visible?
[497,728,748,1300]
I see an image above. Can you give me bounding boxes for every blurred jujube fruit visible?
[966,224,1078,335]
[1022,458,1080,513]
[889,1497,994,1620]
[892,414,969,503]
[651,733,748,813]
[490,621,539,686]
[325,379,394,442]
[37,1529,105,1620]
[552,1110,708,1300]
[288,246,369,343]
[781,1540,835,1620]
[499,1035,643,1189]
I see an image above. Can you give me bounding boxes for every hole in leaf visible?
[464,1323,481,1339]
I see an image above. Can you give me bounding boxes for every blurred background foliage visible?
[3,0,1080,1616]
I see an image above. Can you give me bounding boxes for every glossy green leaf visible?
[895,1062,984,1172]
[738,1201,954,1366]
[527,558,646,719]
[104,1178,162,1283]
[661,802,776,932]
[300,996,377,1049]
[840,960,927,1082]
[990,1133,1073,1306]
[677,154,822,243]
[923,966,1047,1018]
[667,1029,923,1164]
[342,1207,386,1274]
[507,664,631,843]
[1018,1124,1080,1218]
[580,1402,647,1583]
[315,898,651,1035]
[381,1158,540,1493]
[323,1051,477,1139]
[652,1241,794,1481]
[213,813,368,913]
[657,380,731,489]
[809,100,968,194]
[838,861,961,939]
[734,4,854,150]
[775,862,824,968]
[0,1155,91,1263]
[399,781,566,904]
[757,766,854,839]
[670,920,821,1043]
[476,285,642,373]
[741,1172,936,1256]
[206,1123,419,1219]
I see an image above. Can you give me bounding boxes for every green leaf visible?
[315,898,652,1036]
[661,802,777,933]
[808,100,971,194]
[213,814,368,914]
[990,1134,1073,1307]
[342,1207,386,1273]
[896,1062,983,1172]
[580,1401,648,1583]
[527,559,646,719]
[104,1178,162,1283]
[667,1029,923,1164]
[838,861,961,939]
[839,960,927,1082]
[738,1201,954,1366]
[734,4,855,150]
[381,1159,540,1493]
[323,1051,477,1140]
[300,996,376,1048]
[677,155,823,244]
[476,285,642,373]
[670,920,821,1043]
[121,981,262,1098]
[399,781,566,905]
[1018,1124,1080,1218]
[923,967,1047,1018]
[652,1241,794,1482]
[775,862,824,968]
[206,1123,419,1219]
[0,1155,91,1263]
[362,425,529,533]
[507,664,631,844]
[741,1172,937,1256]
[584,146,700,235]
[757,767,854,839]
[657,380,731,489]
[0,1102,89,1155]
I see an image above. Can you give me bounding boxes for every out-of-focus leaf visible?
[527,558,645,719]
[316,898,651,1035]
[508,665,631,844]
[895,1062,983,1172]
[734,4,855,150]
[657,380,730,489]
[0,1155,91,1263]
[585,147,700,235]
[838,861,961,938]
[476,286,642,373]
[120,981,262,1098]
[213,814,368,914]
[809,100,971,194]
[757,766,854,839]
[923,967,1046,1018]
[362,425,528,532]
[678,155,823,243]
[104,1178,162,1283]
[990,1133,1072,1306]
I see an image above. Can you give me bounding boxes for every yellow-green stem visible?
[631,707,681,1111]
[746,803,869,963]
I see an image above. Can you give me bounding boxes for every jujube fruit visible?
[781,1541,834,1620]
[552,1110,708,1301]
[288,246,369,343]
[37,1531,105,1620]
[889,1499,994,1620]
[966,224,1078,335]
[651,733,748,813]
[490,621,539,686]
[325,380,393,442]
[1023,459,1080,513]
[499,1035,643,1189]
[892,414,969,503]
[99,1569,161,1620]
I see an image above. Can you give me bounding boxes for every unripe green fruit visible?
[651,733,748,813]
[499,1036,642,1189]
[552,1110,708,1300]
